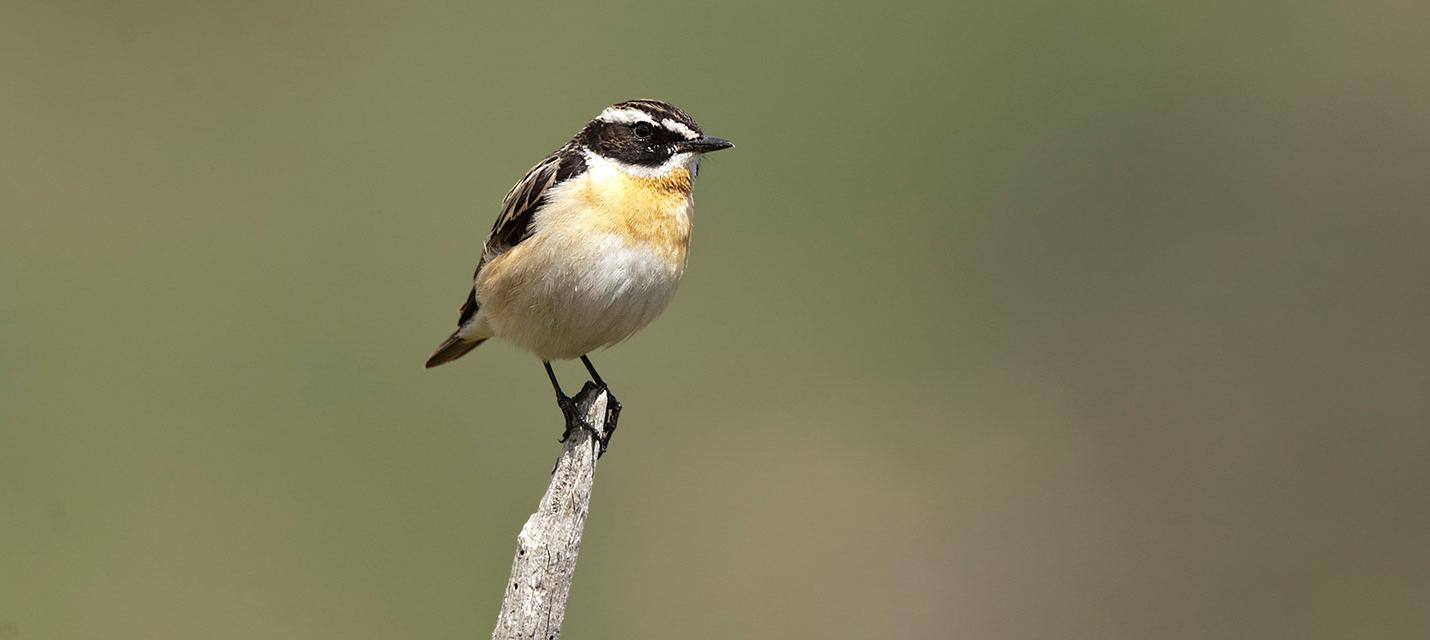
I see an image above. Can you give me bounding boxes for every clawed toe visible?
[547,360,623,457]
[557,395,585,443]
[590,384,621,458]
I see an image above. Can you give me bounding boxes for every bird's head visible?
[575,99,733,178]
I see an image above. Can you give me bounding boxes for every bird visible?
[425,99,733,444]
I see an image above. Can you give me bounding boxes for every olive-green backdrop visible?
[3,2,1427,638]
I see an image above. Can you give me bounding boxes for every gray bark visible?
[491,383,614,640]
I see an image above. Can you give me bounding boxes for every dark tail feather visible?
[424,334,486,368]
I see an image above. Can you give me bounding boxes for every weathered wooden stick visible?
[491,382,615,640]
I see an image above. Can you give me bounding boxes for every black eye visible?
[633,122,653,138]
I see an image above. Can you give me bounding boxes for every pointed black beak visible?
[676,136,734,154]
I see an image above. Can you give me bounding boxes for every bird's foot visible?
[593,382,621,458]
[557,393,588,443]
[556,382,621,457]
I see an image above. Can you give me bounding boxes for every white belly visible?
[477,232,685,361]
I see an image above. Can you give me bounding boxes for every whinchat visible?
[425,99,733,442]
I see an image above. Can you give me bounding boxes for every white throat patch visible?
[583,149,700,180]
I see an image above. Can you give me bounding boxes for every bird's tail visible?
[424,332,487,368]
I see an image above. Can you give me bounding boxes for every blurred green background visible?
[3,1,1428,638]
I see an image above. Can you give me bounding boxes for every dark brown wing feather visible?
[428,144,587,368]
[454,145,586,328]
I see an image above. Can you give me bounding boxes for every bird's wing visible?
[454,147,585,327]
[484,149,571,261]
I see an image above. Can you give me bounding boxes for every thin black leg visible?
[579,355,605,387]
[543,361,565,398]
[544,361,583,442]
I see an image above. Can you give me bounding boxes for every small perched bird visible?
[425,99,732,440]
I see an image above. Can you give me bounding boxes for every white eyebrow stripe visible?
[597,107,657,125]
[661,118,699,139]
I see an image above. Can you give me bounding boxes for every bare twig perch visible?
[492,382,617,640]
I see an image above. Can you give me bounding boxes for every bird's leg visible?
[579,355,621,456]
[579,354,607,387]
[545,361,584,442]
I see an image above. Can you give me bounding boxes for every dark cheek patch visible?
[585,120,675,167]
